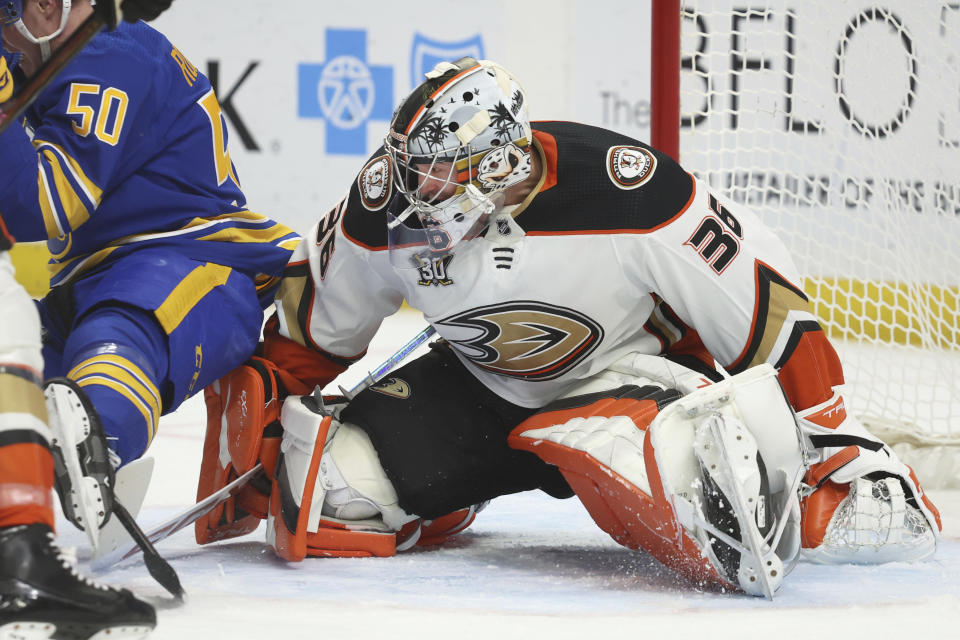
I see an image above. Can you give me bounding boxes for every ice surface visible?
[56,310,960,639]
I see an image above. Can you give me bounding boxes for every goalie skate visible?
[651,367,805,598]
[689,414,788,598]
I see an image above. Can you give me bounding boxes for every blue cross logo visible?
[298,29,394,155]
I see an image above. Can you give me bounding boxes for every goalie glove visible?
[796,393,941,564]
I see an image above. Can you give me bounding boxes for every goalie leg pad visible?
[196,357,285,545]
[43,378,116,547]
[267,393,408,561]
[508,384,735,592]
[416,502,488,547]
[509,363,804,598]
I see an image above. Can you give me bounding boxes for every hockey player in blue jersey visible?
[0,2,297,634]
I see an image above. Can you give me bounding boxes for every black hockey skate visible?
[0,523,155,639]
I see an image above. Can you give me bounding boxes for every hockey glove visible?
[797,393,941,563]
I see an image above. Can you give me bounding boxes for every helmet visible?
[384,57,532,267]
[2,0,73,63]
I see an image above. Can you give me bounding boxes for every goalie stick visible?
[92,463,264,571]
[0,12,106,134]
[343,325,436,398]
[95,324,438,571]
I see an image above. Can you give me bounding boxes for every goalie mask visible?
[384,57,532,268]
[1,0,73,63]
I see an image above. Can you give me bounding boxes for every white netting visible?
[678,1,960,454]
[808,477,937,563]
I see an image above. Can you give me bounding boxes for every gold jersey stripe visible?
[91,211,293,249]
[749,280,813,369]
[0,373,47,423]
[74,375,157,443]
[254,274,282,296]
[40,149,91,231]
[648,305,682,347]
[68,357,161,419]
[47,246,119,281]
[155,262,232,333]
[36,162,63,239]
[196,223,297,245]
[32,139,103,207]
[202,209,271,223]
[277,273,309,348]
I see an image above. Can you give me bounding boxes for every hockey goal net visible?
[651,1,960,488]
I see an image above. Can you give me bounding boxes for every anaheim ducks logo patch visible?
[370,376,411,399]
[437,301,603,381]
[606,145,657,190]
[0,57,13,103]
[357,155,393,211]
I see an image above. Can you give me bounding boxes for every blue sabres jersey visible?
[0,21,298,289]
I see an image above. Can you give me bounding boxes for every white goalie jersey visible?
[270,121,835,415]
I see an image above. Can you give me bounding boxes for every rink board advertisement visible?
[148,1,654,236]
[677,0,960,283]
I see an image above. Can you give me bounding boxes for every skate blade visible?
[0,621,153,640]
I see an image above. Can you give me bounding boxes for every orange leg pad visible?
[509,422,734,592]
[418,508,479,547]
[526,438,731,591]
[305,520,396,558]
[196,360,283,545]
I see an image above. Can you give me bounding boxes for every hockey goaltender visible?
[194,57,942,599]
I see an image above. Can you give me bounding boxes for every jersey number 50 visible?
[66,83,129,146]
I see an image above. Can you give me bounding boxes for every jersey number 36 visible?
[684,193,743,275]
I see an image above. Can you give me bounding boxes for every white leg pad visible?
[322,423,415,530]
[277,396,414,534]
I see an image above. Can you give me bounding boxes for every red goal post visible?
[650,1,960,488]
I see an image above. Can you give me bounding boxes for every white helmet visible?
[384,57,532,267]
